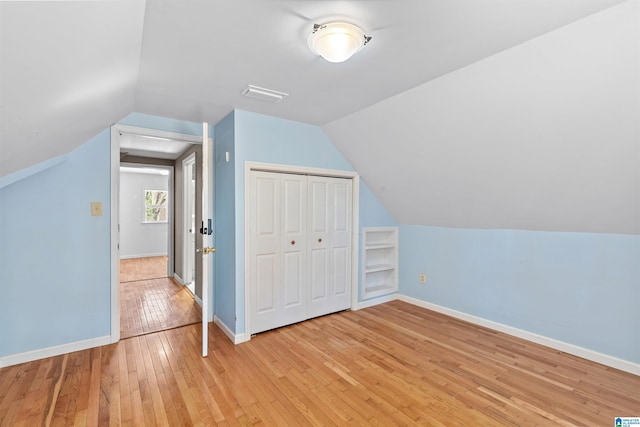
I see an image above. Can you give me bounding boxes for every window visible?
[144,189,168,223]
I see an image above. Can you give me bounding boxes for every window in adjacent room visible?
[144,189,168,223]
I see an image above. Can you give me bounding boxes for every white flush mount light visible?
[308,22,371,63]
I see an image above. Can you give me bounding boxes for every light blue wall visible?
[0,130,112,356]
[214,111,236,328]
[399,225,640,363]
[214,109,395,334]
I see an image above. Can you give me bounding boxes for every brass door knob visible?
[197,247,216,254]
[291,240,296,245]
[318,238,322,243]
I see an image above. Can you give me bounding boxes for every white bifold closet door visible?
[249,171,352,334]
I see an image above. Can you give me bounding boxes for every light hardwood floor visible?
[119,256,169,283]
[1,300,637,426]
[119,257,200,339]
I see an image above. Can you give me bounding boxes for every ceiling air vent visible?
[242,85,289,103]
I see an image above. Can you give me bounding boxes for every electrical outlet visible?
[419,273,426,284]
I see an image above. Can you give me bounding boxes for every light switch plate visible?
[91,202,103,216]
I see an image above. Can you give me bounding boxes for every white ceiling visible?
[1,0,623,178]
[1,0,635,233]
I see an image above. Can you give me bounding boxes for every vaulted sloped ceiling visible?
[0,1,146,177]
[1,0,636,234]
[324,1,639,235]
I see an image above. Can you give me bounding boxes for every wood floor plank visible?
[119,256,169,283]
[2,300,639,426]
[120,257,200,339]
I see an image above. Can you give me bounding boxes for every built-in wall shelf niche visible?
[362,226,398,299]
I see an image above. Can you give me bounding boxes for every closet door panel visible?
[281,174,307,311]
[330,178,352,311]
[308,177,330,313]
[250,172,281,333]
[253,175,279,254]
[250,171,306,334]
[310,248,328,301]
[308,176,352,318]
[283,251,303,307]
[255,254,276,313]
[309,180,329,235]
[332,247,349,297]
[332,179,351,247]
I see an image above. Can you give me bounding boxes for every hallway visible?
[119,257,200,339]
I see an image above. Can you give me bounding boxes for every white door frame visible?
[182,152,197,287]
[244,161,360,340]
[110,127,120,342]
[109,124,207,344]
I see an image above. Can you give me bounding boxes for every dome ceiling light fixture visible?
[308,22,372,63]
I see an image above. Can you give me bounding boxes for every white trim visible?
[182,152,197,287]
[353,292,397,311]
[246,161,358,179]
[114,124,210,144]
[0,335,111,368]
[397,294,640,376]
[110,127,120,344]
[120,252,168,260]
[173,273,184,285]
[350,175,360,311]
[194,293,203,307]
[214,316,249,344]
[243,161,360,341]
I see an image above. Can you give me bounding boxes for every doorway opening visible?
[113,126,204,340]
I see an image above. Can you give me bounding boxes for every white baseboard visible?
[396,294,640,376]
[173,273,184,285]
[194,293,203,307]
[0,335,112,368]
[119,253,167,260]
[214,316,248,344]
[353,293,397,310]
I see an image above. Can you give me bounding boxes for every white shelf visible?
[365,243,395,250]
[362,227,398,300]
[365,263,395,273]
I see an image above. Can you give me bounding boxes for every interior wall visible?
[400,226,640,363]
[213,109,396,335]
[213,111,236,327]
[0,130,111,357]
[119,170,169,259]
[174,144,203,297]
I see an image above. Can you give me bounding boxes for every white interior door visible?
[200,123,213,357]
